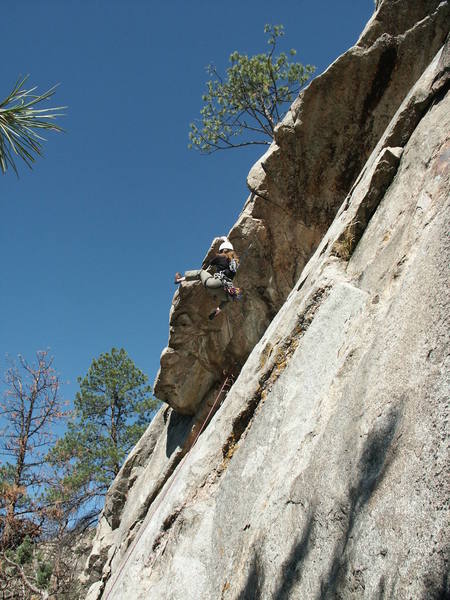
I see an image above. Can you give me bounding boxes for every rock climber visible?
[174,237,242,320]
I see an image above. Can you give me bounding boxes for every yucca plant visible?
[0,76,64,175]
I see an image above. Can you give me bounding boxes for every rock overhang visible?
[153,0,449,417]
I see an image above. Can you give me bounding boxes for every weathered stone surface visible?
[96,76,449,597]
[80,406,195,595]
[154,0,449,416]
[83,3,450,598]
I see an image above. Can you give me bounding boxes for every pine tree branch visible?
[2,553,48,598]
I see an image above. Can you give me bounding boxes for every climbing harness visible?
[213,270,231,286]
[213,272,243,300]
[104,372,235,599]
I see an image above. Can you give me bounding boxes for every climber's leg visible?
[184,269,202,281]
[199,270,222,289]
[208,299,230,320]
[200,271,227,299]
[179,269,229,318]
[208,308,219,320]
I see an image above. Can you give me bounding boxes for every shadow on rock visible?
[318,407,401,598]
[165,409,194,458]
[237,550,265,600]
[236,511,315,600]
[274,509,315,600]
[422,554,450,600]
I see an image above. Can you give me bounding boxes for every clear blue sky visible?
[0,0,375,408]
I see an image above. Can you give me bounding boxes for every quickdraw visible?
[213,272,243,300]
[226,285,243,300]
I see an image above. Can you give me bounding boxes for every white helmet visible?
[219,238,234,252]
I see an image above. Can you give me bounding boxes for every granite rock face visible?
[154,0,449,416]
[83,2,449,598]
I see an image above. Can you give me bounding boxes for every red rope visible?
[104,374,234,599]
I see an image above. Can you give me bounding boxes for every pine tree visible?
[189,24,315,152]
[48,348,160,522]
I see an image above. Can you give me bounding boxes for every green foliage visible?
[36,558,52,588]
[48,348,160,516]
[189,24,315,153]
[0,464,15,491]
[2,537,53,595]
[0,75,64,175]
[15,536,33,565]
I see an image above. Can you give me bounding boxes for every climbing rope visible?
[104,373,235,599]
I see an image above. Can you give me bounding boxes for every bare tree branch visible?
[2,553,48,598]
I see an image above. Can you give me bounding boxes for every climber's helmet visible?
[219,240,234,252]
